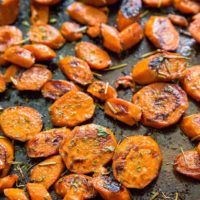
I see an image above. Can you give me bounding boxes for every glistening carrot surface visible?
[0,174,18,192]
[189,18,200,43]
[143,0,171,7]
[4,188,28,200]
[0,73,6,93]
[3,65,19,83]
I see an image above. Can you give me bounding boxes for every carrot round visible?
[132,52,188,85]
[0,0,20,25]
[49,90,95,127]
[59,124,117,174]
[33,0,60,5]
[132,83,188,128]
[3,46,35,68]
[168,14,188,27]
[55,174,96,198]
[41,80,80,100]
[29,24,65,49]
[0,106,43,142]
[87,81,117,101]
[13,64,52,91]
[189,18,200,43]
[30,155,64,189]
[0,26,23,53]
[180,113,200,141]
[4,188,28,200]
[181,66,200,101]
[26,127,73,158]
[24,44,56,61]
[75,41,112,70]
[143,0,171,7]
[0,174,18,192]
[86,25,101,38]
[112,136,162,189]
[0,73,6,93]
[59,56,93,86]
[144,16,179,51]
[116,0,142,31]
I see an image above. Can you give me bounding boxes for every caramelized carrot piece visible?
[192,13,200,21]
[78,0,118,6]
[100,24,122,54]
[112,136,162,189]
[41,80,80,100]
[27,183,52,200]
[132,52,188,85]
[189,18,200,43]
[132,83,188,128]
[59,56,93,86]
[3,46,35,68]
[75,41,112,70]
[104,98,142,126]
[24,44,56,61]
[33,0,61,5]
[92,175,131,200]
[144,16,179,51]
[174,150,200,180]
[180,113,200,141]
[119,22,143,51]
[4,188,28,200]
[0,26,23,53]
[30,155,64,189]
[60,22,83,41]
[0,106,43,142]
[168,14,188,27]
[59,124,117,174]
[0,0,20,25]
[13,64,52,91]
[87,81,117,101]
[55,174,96,198]
[0,73,6,93]
[3,65,19,83]
[29,24,65,49]
[30,0,49,25]
[116,0,142,31]
[63,193,84,200]
[0,174,18,192]
[143,0,171,7]
[26,127,73,158]
[87,25,101,38]
[49,90,95,127]
[181,66,200,101]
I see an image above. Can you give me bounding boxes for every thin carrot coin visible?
[59,124,117,174]
[132,83,188,128]
[4,188,28,200]
[143,0,171,7]
[0,106,43,142]
[49,90,95,127]
[86,25,101,38]
[0,174,18,192]
[112,136,162,189]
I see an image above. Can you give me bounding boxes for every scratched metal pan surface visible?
[0,0,200,199]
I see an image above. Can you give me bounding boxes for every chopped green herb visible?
[149,192,159,200]
[103,146,115,152]
[22,21,30,27]
[175,192,179,200]
[49,18,57,24]
[97,127,108,138]
[104,63,128,71]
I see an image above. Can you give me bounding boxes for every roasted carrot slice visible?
[104,98,141,126]
[30,0,49,25]
[119,22,143,51]
[55,174,96,198]
[92,175,131,200]
[13,64,52,91]
[173,0,200,14]
[60,22,84,41]
[189,18,200,43]
[0,138,14,178]
[0,73,6,93]
[29,24,65,49]
[30,155,64,189]
[174,150,200,180]
[78,0,118,6]
[59,124,117,174]
[180,114,200,141]
[168,14,188,27]
[0,174,18,192]
[59,56,93,86]
[181,66,200,101]
[0,26,23,53]
[116,0,142,31]
[41,80,80,100]
[0,106,43,142]
[4,188,28,200]
[49,90,95,127]
[132,83,188,128]
[192,13,200,21]
[3,46,35,68]
[33,0,60,5]
[86,25,101,38]
[26,127,73,158]
[0,0,20,25]
[87,81,117,101]
[100,24,122,54]
[132,52,188,85]
[24,44,56,61]
[144,16,179,51]
[67,2,108,26]
[27,183,52,200]
[3,65,19,83]
[143,0,171,7]
[112,136,162,189]
[75,41,112,70]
